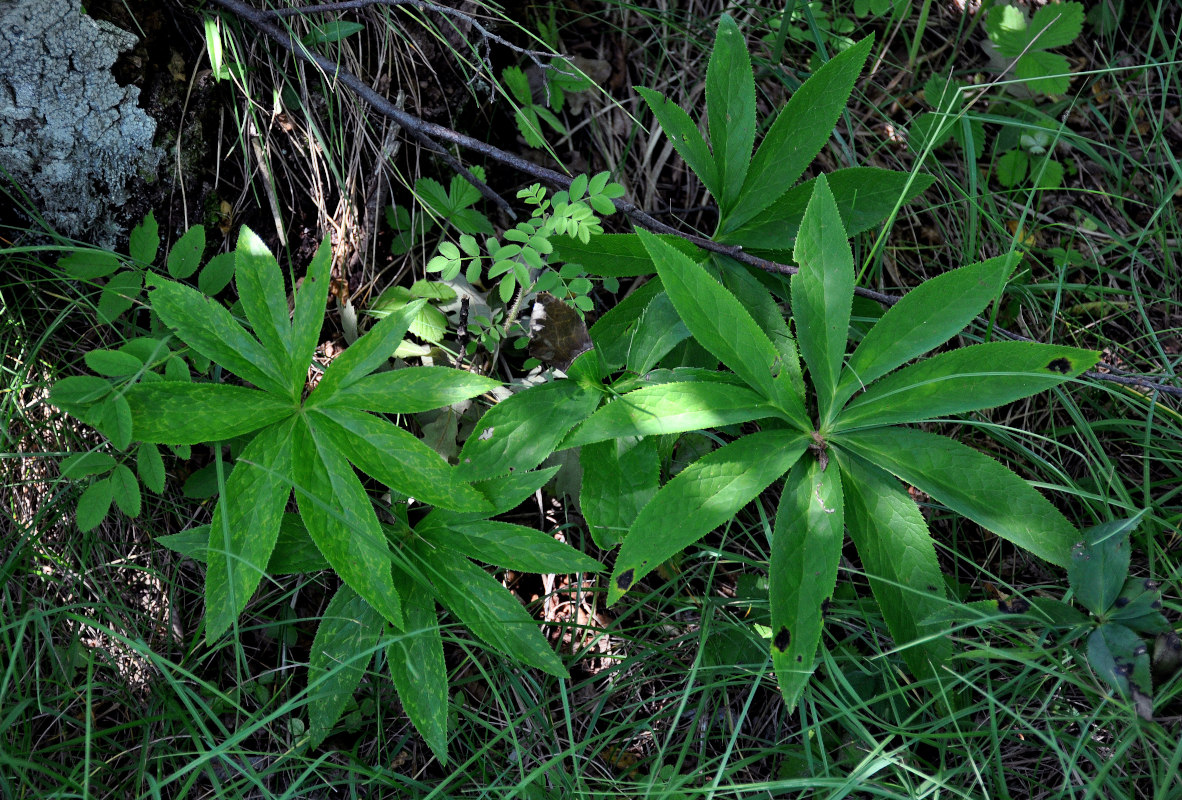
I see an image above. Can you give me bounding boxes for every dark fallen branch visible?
[202,0,1182,400]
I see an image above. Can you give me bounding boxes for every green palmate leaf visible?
[61,451,117,479]
[290,237,332,390]
[199,251,237,296]
[580,437,659,548]
[94,393,133,450]
[834,342,1100,431]
[307,585,384,748]
[160,513,330,574]
[312,299,427,398]
[59,249,121,280]
[387,574,448,763]
[838,450,952,685]
[205,419,295,641]
[147,275,288,395]
[721,36,873,234]
[626,291,691,375]
[1069,515,1143,616]
[167,224,205,279]
[1088,623,1153,719]
[109,464,141,517]
[718,168,933,251]
[136,442,165,494]
[718,260,806,401]
[129,210,159,265]
[97,270,143,324]
[639,228,809,427]
[317,367,500,414]
[124,383,293,444]
[589,278,664,369]
[235,227,296,392]
[85,349,143,378]
[832,427,1076,567]
[455,380,601,481]
[293,416,402,628]
[836,255,1015,406]
[769,457,844,706]
[609,429,810,604]
[792,175,854,422]
[415,544,567,677]
[705,14,755,212]
[426,519,603,573]
[310,406,489,512]
[550,233,702,278]
[563,382,776,448]
[635,87,718,198]
[77,478,114,531]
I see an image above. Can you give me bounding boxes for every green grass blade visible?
[833,427,1077,567]
[722,36,873,233]
[835,342,1100,430]
[792,175,854,422]
[837,255,1015,405]
[205,419,295,641]
[770,457,844,707]
[563,382,777,448]
[307,584,384,747]
[609,429,810,604]
[705,14,755,213]
[838,449,952,686]
[294,415,402,627]
[124,382,294,444]
[315,366,500,414]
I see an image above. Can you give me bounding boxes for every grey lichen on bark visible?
[0,0,163,245]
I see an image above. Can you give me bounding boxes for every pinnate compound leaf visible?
[148,275,288,395]
[97,271,143,324]
[581,437,659,548]
[167,224,205,279]
[59,250,121,280]
[95,393,133,450]
[198,251,237,296]
[205,419,295,641]
[311,406,489,512]
[85,349,143,378]
[835,342,1100,430]
[294,416,402,628]
[636,88,718,199]
[77,478,114,531]
[319,367,500,414]
[1069,514,1144,616]
[770,458,844,707]
[387,575,448,763]
[563,382,776,448]
[308,585,385,747]
[837,255,1014,405]
[1087,623,1154,720]
[792,175,854,422]
[833,427,1076,567]
[124,383,293,444]
[426,520,603,573]
[723,36,874,233]
[639,228,809,427]
[136,442,165,493]
[705,14,755,212]
[312,299,427,399]
[416,545,567,677]
[109,464,141,517]
[51,376,112,412]
[455,380,601,481]
[129,211,159,265]
[718,168,933,251]
[838,450,952,685]
[61,451,117,479]
[235,227,295,388]
[609,429,810,604]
